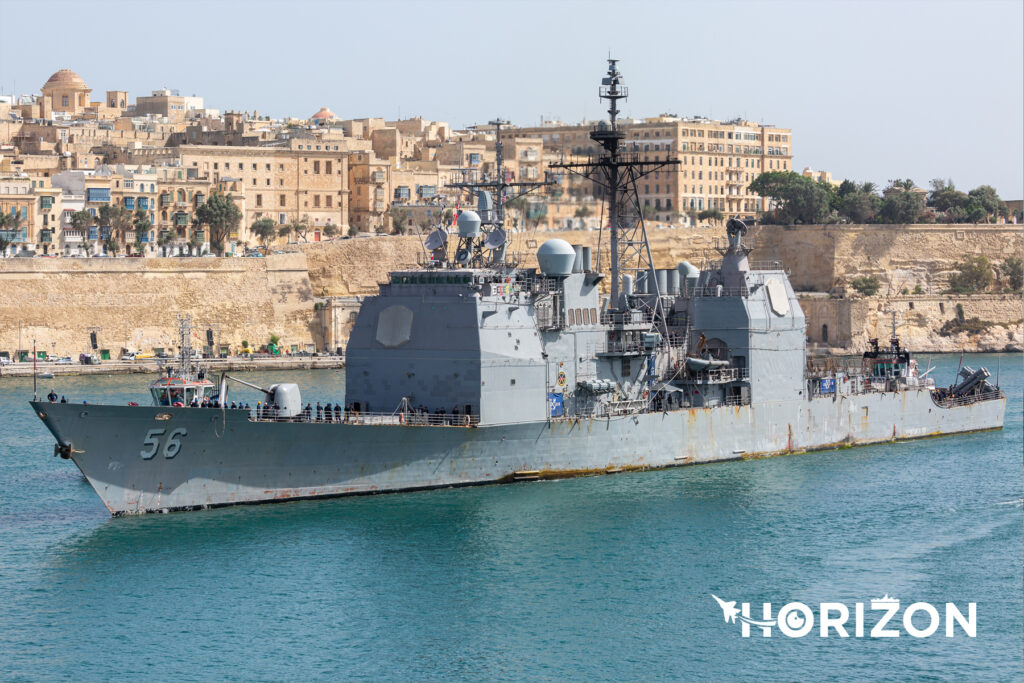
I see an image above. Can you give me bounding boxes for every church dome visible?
[311,106,337,121]
[42,69,88,91]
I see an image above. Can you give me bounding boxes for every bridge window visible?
[821,324,828,343]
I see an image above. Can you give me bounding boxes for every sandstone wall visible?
[0,254,315,357]
[800,294,1022,353]
[751,224,1023,293]
[294,225,724,296]
[1,223,1019,361]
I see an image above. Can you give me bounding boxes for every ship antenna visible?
[551,59,678,335]
[447,118,553,268]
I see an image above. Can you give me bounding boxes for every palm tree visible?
[97,204,132,252]
[0,212,19,257]
[131,209,151,256]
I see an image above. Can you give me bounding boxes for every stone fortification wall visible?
[1,224,1019,361]
[750,224,1022,293]
[801,294,1022,353]
[300,224,1022,298]
[294,226,724,296]
[0,254,314,357]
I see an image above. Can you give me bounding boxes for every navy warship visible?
[30,61,1005,515]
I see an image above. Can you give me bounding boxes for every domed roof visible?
[42,69,88,91]
[537,238,576,277]
[311,106,336,121]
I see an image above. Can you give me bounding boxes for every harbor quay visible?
[0,353,344,378]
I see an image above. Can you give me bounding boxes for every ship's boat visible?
[29,61,1005,515]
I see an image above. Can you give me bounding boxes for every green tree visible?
[69,209,94,256]
[837,179,859,198]
[1000,256,1023,291]
[928,178,969,213]
[966,185,1007,222]
[850,275,880,296]
[96,204,133,251]
[878,180,925,224]
[947,255,994,293]
[839,190,879,223]
[277,224,293,240]
[194,191,242,256]
[250,217,278,250]
[157,230,175,257]
[387,205,410,234]
[131,209,151,256]
[574,205,592,218]
[748,171,831,224]
[0,212,20,256]
[697,208,724,224]
[187,229,204,256]
[322,222,339,240]
[288,215,311,242]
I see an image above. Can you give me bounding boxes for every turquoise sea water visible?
[0,355,1021,682]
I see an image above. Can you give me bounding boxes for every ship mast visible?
[551,59,679,312]
[446,119,553,266]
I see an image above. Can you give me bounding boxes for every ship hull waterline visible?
[31,390,1005,516]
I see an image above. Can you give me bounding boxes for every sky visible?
[1,0,1021,198]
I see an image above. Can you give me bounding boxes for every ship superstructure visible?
[30,61,1005,515]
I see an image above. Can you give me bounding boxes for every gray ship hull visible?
[31,389,1004,515]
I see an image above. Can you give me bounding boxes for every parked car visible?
[55,356,73,365]
[135,352,155,360]
[120,352,137,361]
[79,353,100,365]
[0,356,12,366]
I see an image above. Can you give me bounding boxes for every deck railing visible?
[931,389,1004,409]
[248,408,479,427]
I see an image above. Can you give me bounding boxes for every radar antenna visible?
[447,118,554,267]
[550,58,679,332]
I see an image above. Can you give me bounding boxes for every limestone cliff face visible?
[0,224,1019,359]
[802,294,1022,354]
[0,254,314,356]
[751,223,1022,294]
[292,226,724,296]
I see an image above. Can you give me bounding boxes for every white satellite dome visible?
[456,210,482,237]
[537,239,576,277]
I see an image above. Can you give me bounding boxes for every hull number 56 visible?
[140,428,188,459]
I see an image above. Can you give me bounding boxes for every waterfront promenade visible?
[0,354,345,378]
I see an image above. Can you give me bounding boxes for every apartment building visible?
[178,144,351,235]
[504,116,792,224]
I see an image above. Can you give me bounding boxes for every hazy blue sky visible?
[1,0,1021,197]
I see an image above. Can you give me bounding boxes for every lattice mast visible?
[447,119,553,229]
[552,59,679,310]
